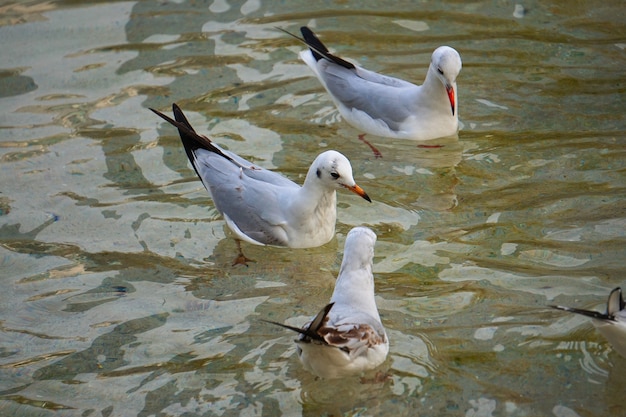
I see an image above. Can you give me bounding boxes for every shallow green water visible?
[1,1,625,416]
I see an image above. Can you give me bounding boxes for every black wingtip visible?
[260,319,308,335]
[300,26,329,62]
[262,302,335,344]
[150,104,201,148]
[172,103,195,132]
[549,304,612,321]
[606,287,624,317]
[150,106,193,140]
[150,103,238,173]
[286,26,355,70]
[307,302,334,332]
[550,287,625,322]
[276,26,323,59]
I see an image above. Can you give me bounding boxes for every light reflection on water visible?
[1,1,625,416]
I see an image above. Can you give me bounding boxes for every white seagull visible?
[281,26,462,141]
[264,226,389,379]
[150,104,371,260]
[550,287,626,358]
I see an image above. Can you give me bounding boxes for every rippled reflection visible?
[0,1,624,416]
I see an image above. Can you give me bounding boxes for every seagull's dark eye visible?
[437,67,444,75]
[330,172,340,179]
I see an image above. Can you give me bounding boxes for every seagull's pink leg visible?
[358,134,383,158]
[232,240,255,267]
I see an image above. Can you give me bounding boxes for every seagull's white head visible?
[430,46,462,115]
[308,150,371,202]
[343,226,377,268]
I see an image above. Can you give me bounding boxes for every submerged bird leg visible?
[417,144,444,149]
[232,239,255,267]
[358,134,383,159]
[360,370,392,384]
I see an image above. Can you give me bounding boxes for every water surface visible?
[1,1,625,416]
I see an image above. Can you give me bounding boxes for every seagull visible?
[150,104,371,262]
[264,226,389,379]
[550,287,626,358]
[280,26,462,141]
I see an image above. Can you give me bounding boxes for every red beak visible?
[446,84,455,116]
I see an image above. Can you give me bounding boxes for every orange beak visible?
[344,184,371,202]
[446,84,455,116]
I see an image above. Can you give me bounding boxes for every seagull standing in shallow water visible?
[264,226,389,379]
[281,26,462,141]
[550,287,626,358]
[150,104,371,263]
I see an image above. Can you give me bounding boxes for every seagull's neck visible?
[298,176,338,214]
[421,66,454,108]
[331,261,378,314]
[284,181,337,246]
[421,68,441,93]
[300,188,337,220]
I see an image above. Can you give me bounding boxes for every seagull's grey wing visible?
[194,150,294,246]
[218,148,297,188]
[353,66,420,89]
[319,63,419,130]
